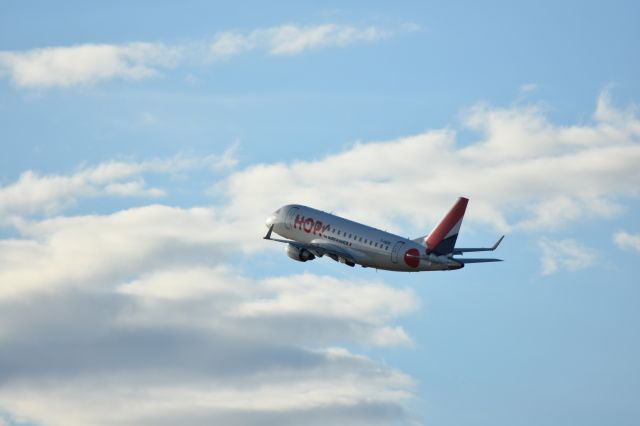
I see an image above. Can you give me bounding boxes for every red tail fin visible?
[425,197,468,254]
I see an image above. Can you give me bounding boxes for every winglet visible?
[264,224,274,240]
[491,235,505,251]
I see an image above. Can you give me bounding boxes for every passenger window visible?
[359,237,362,242]
[374,243,378,247]
[348,233,352,238]
[337,231,341,235]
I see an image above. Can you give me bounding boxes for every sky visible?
[1,1,639,425]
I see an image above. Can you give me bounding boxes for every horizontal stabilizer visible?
[453,235,504,254]
[453,258,503,263]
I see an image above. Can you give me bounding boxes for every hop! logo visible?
[294,215,331,235]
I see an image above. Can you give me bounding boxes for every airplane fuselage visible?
[266,204,463,272]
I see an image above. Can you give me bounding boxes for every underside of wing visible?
[308,239,360,259]
[264,226,361,265]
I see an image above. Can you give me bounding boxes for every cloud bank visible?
[1,90,637,424]
[0,204,417,425]
[216,91,640,242]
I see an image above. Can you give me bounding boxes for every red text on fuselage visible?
[294,215,331,235]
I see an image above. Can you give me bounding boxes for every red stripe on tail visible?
[425,197,468,252]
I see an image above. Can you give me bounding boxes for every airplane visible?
[264,197,503,272]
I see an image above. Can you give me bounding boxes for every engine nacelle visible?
[286,244,316,262]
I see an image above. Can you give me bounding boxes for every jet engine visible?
[286,244,316,262]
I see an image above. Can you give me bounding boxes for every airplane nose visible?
[265,214,276,228]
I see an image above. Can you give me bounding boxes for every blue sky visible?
[1,1,639,425]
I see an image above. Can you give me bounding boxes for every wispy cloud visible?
[538,237,596,275]
[0,42,181,88]
[0,23,398,89]
[210,23,389,57]
[104,178,166,197]
[519,83,538,93]
[613,231,640,254]
[0,150,235,221]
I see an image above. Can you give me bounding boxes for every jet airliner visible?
[264,197,503,272]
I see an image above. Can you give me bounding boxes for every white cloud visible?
[402,22,423,33]
[234,273,416,320]
[613,231,640,254]
[517,196,622,231]
[105,179,166,197]
[0,203,417,341]
[538,237,596,275]
[212,143,240,170]
[0,206,223,299]
[0,151,235,221]
[0,205,417,425]
[215,91,640,240]
[210,24,389,57]
[0,42,181,88]
[210,32,255,57]
[1,89,637,424]
[119,269,417,347]
[2,91,637,251]
[519,83,538,93]
[0,358,413,426]
[1,23,398,89]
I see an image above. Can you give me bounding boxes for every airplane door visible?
[284,207,299,230]
[391,241,405,263]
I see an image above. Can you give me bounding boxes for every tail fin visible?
[425,197,468,255]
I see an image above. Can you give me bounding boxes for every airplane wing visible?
[453,235,504,254]
[264,225,362,264]
[411,235,428,244]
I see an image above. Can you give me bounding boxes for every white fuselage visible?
[266,204,462,272]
